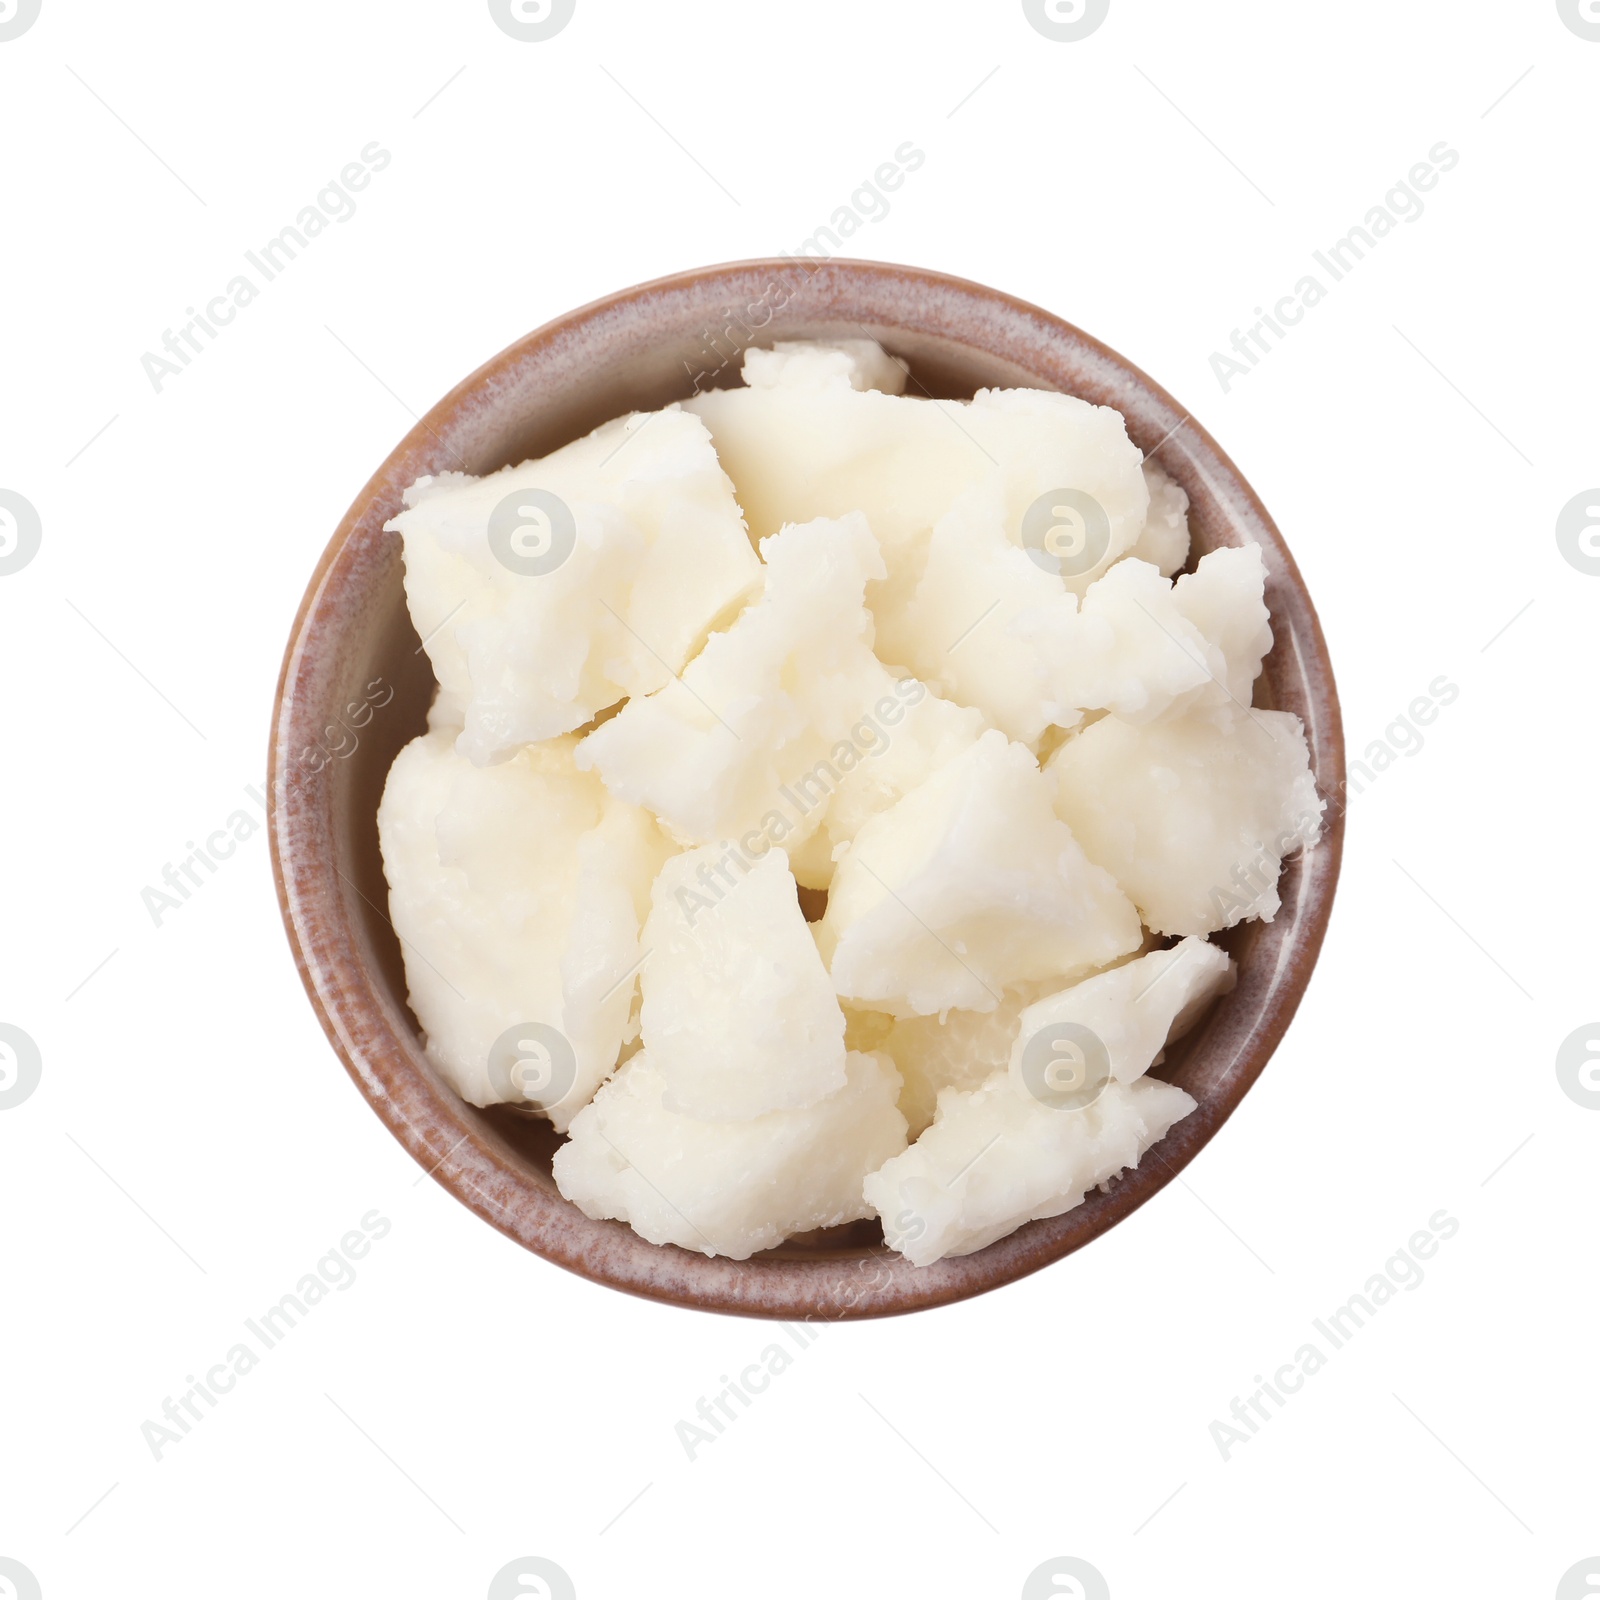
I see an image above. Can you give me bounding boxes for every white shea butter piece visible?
[1128,459,1191,576]
[1047,557,1216,722]
[1033,543,1270,728]
[877,980,1056,1140]
[553,1049,908,1258]
[1048,703,1322,935]
[687,349,1149,660]
[1168,542,1273,710]
[865,1074,1195,1267]
[896,482,1075,746]
[878,937,1163,1137]
[902,522,1268,746]
[794,675,987,890]
[639,845,846,1120]
[1006,936,1234,1092]
[389,406,761,764]
[866,938,1227,1264]
[816,728,1142,1017]
[577,512,894,850]
[377,729,671,1130]
[742,339,910,394]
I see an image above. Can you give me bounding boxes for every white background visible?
[2,2,1597,1597]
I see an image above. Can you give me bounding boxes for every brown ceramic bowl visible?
[269,258,1343,1320]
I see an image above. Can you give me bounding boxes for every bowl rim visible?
[268,255,1344,1321]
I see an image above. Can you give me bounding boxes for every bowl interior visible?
[274,259,1342,1317]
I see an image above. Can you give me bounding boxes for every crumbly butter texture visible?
[376,728,671,1131]
[388,406,761,766]
[864,941,1232,1266]
[380,340,1323,1266]
[639,845,846,1121]
[686,348,1152,669]
[553,1049,908,1259]
[816,728,1143,1017]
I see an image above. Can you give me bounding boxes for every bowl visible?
[268,257,1344,1320]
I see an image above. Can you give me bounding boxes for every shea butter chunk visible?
[817,729,1142,1017]
[866,938,1228,1264]
[866,940,1230,1265]
[377,729,671,1130]
[896,482,1077,746]
[878,980,1055,1139]
[742,339,910,394]
[880,938,1163,1136]
[1127,459,1191,577]
[794,674,987,890]
[1048,703,1321,935]
[1168,542,1272,710]
[553,1049,908,1258]
[1007,936,1234,1092]
[577,512,890,850]
[865,1074,1194,1266]
[640,846,846,1120]
[687,346,1149,660]
[389,406,760,763]
[901,519,1266,746]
